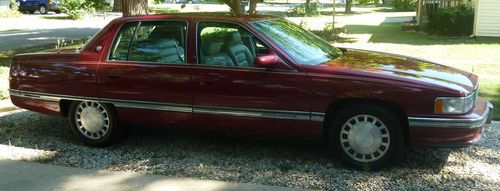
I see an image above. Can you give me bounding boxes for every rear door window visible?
[109,21,187,64]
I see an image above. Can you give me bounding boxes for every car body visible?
[17,0,60,14]
[8,13,493,169]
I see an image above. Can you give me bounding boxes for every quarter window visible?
[110,21,187,64]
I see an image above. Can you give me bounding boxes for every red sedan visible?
[8,13,493,169]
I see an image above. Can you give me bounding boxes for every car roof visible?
[120,12,277,23]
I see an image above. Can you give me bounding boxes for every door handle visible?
[107,75,120,80]
[199,81,215,86]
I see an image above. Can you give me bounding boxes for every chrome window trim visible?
[9,89,324,122]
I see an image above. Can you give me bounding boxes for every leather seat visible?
[225,32,254,67]
[132,39,184,64]
[155,39,184,63]
[201,40,234,66]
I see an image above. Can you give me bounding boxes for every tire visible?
[55,10,61,14]
[68,101,123,147]
[328,105,402,170]
[39,5,48,14]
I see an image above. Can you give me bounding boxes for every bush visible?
[59,0,86,20]
[428,6,474,36]
[9,0,19,11]
[0,0,22,18]
[287,0,322,17]
[393,0,417,11]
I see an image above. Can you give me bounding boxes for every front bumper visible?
[408,98,493,147]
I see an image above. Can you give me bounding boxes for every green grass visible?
[149,7,180,14]
[41,15,74,20]
[329,24,500,119]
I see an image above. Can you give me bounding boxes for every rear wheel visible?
[68,101,122,147]
[39,5,47,14]
[328,105,402,170]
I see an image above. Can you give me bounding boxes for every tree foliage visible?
[59,0,87,20]
[393,0,417,11]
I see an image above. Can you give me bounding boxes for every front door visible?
[191,21,311,135]
[98,20,192,127]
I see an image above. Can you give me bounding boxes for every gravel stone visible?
[0,110,498,190]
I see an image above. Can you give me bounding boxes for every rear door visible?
[97,20,192,127]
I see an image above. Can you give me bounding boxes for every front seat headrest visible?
[202,40,221,55]
[225,32,242,46]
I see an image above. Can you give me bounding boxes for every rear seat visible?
[131,39,184,64]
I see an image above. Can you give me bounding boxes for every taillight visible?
[49,0,53,4]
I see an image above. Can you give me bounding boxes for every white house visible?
[473,0,500,37]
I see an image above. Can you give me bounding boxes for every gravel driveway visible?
[0,110,498,190]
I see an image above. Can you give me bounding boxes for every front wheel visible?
[329,105,402,170]
[68,101,122,147]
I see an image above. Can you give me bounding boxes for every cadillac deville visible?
[8,13,493,169]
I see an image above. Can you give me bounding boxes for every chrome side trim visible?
[10,89,325,122]
[102,99,193,113]
[193,105,311,121]
[408,105,491,128]
[310,112,325,122]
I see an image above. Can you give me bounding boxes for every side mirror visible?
[254,54,289,70]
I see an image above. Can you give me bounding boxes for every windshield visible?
[250,18,343,65]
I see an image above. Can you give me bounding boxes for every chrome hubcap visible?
[340,115,390,162]
[40,7,46,13]
[75,101,109,140]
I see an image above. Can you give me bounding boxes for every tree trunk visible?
[345,0,353,14]
[223,0,242,15]
[112,0,122,12]
[332,0,335,30]
[305,0,311,16]
[122,0,149,17]
[248,0,258,14]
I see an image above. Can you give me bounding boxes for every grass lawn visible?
[329,24,500,119]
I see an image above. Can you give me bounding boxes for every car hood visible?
[308,49,477,94]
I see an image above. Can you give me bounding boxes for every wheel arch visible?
[323,98,409,145]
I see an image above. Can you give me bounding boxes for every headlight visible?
[435,91,476,114]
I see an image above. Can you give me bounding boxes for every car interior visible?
[110,21,187,64]
[199,23,270,68]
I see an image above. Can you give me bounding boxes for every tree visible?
[248,0,258,14]
[219,0,242,15]
[122,0,148,16]
[345,0,353,14]
[112,0,122,12]
[305,0,311,15]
